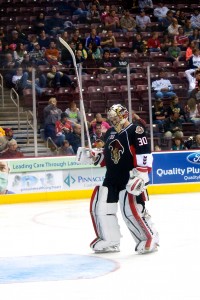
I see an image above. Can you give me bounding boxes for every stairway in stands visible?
[0,88,52,157]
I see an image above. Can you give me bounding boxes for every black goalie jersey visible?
[102,123,153,187]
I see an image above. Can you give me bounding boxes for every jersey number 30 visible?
[138,137,148,146]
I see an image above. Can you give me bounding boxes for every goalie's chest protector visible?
[104,123,149,185]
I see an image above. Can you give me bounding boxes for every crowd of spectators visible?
[0,0,200,155]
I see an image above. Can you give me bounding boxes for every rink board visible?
[0,150,200,204]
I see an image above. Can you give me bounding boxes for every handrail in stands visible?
[46,136,59,155]
[10,88,20,130]
[26,110,34,145]
[0,73,4,107]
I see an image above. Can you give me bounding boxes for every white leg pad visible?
[90,186,121,251]
[119,190,159,254]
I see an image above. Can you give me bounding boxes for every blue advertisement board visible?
[151,151,200,184]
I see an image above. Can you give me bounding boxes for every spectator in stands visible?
[152,98,167,132]
[46,65,76,89]
[167,40,182,65]
[105,9,121,32]
[14,24,28,44]
[18,64,47,96]
[75,49,86,66]
[167,18,181,37]
[65,101,81,125]
[11,67,23,91]
[58,140,75,156]
[26,34,38,52]
[87,0,101,11]
[174,27,189,50]
[138,0,153,13]
[4,128,14,142]
[131,33,147,54]
[67,123,82,154]
[153,1,169,22]
[101,5,110,25]
[152,69,176,99]
[98,49,116,74]
[185,97,200,128]
[43,97,62,141]
[60,40,75,67]
[0,160,14,194]
[38,30,50,51]
[72,2,88,23]
[176,10,187,27]
[160,33,172,54]
[113,50,135,74]
[120,10,136,33]
[100,30,120,53]
[32,12,47,35]
[185,68,200,95]
[135,9,151,32]
[90,123,106,148]
[44,39,60,65]
[45,11,64,36]
[183,19,193,37]
[163,110,183,139]
[76,42,88,59]
[87,4,101,24]
[7,30,22,46]
[13,43,27,65]
[87,42,102,60]
[188,29,200,46]
[70,29,84,48]
[161,10,174,30]
[190,10,200,30]
[154,145,162,151]
[190,80,200,102]
[190,134,200,149]
[29,42,47,66]
[166,95,187,121]
[55,112,73,146]
[147,32,161,52]
[171,137,186,151]
[0,139,24,159]
[85,28,101,50]
[90,113,110,133]
[185,41,198,62]
[82,52,99,75]
[188,48,200,69]
[2,53,20,88]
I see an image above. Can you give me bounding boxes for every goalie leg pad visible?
[90,186,121,251]
[119,190,159,254]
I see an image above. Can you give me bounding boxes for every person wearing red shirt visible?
[55,112,73,146]
[147,32,161,52]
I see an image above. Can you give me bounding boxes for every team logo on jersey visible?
[135,126,144,134]
[108,139,124,164]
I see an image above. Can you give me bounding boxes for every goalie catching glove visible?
[76,147,104,166]
[126,167,149,196]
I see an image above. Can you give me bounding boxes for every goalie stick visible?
[59,37,92,150]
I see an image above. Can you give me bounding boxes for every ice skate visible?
[94,245,120,254]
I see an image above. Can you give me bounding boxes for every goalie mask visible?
[107,104,129,132]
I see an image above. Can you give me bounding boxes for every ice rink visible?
[0,192,200,300]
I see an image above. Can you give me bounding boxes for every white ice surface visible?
[0,192,200,300]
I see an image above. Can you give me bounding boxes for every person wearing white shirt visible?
[153,1,169,22]
[185,68,200,95]
[152,69,176,98]
[136,9,151,32]
[190,10,200,29]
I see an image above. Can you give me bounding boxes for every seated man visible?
[0,139,24,159]
[55,112,73,147]
[163,110,183,139]
[152,69,176,98]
